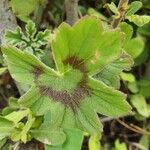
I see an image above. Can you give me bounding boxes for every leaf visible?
[138,78,150,98]
[20,114,35,143]
[126,1,142,16]
[88,133,101,150]
[120,72,135,82]
[105,2,118,14]
[115,139,127,150]
[139,135,149,150]
[0,138,7,149]
[0,67,7,75]
[31,129,66,146]
[138,23,150,36]
[94,51,133,88]
[5,21,51,58]
[45,128,84,150]
[4,110,29,124]
[5,27,25,46]
[2,46,57,85]
[88,78,131,117]
[127,82,139,93]
[2,16,132,135]
[87,8,108,21]
[124,36,144,58]
[31,110,66,146]
[10,0,38,21]
[119,22,133,43]
[130,94,150,117]
[126,15,150,27]
[0,117,14,140]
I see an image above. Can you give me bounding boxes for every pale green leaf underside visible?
[2,16,132,135]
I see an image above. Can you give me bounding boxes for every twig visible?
[111,0,129,28]
[65,0,79,25]
[117,119,150,135]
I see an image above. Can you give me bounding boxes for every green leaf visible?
[10,0,38,21]
[0,67,7,75]
[5,21,51,58]
[126,1,142,16]
[127,82,139,93]
[45,129,84,150]
[130,94,150,117]
[87,8,108,21]
[138,78,150,98]
[138,23,150,36]
[120,72,135,82]
[0,138,7,149]
[124,36,144,58]
[31,128,66,146]
[119,22,133,43]
[115,139,127,150]
[88,78,131,117]
[31,110,66,146]
[0,117,14,140]
[95,51,133,88]
[2,46,57,85]
[126,15,150,27]
[105,2,118,14]
[89,133,101,150]
[139,135,149,150]
[2,17,132,135]
[4,110,29,124]
[5,27,25,46]
[20,114,35,143]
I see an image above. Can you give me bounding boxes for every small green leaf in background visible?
[87,8,108,21]
[126,1,142,16]
[5,21,51,58]
[130,94,150,117]
[88,133,101,150]
[124,36,145,58]
[127,82,139,94]
[138,78,150,98]
[2,97,20,116]
[126,15,150,27]
[119,22,133,43]
[4,109,29,124]
[0,117,14,140]
[10,0,38,22]
[0,138,7,149]
[139,134,150,150]
[119,22,144,59]
[45,129,84,150]
[0,67,7,75]
[105,2,118,15]
[120,72,135,82]
[138,23,150,36]
[115,139,127,150]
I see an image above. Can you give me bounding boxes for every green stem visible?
[111,0,129,28]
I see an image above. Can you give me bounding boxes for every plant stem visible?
[111,0,129,28]
[65,0,79,26]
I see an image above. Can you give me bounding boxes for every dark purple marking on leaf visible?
[32,66,44,80]
[38,74,91,112]
[63,56,88,73]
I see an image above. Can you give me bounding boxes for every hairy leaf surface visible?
[2,16,132,135]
